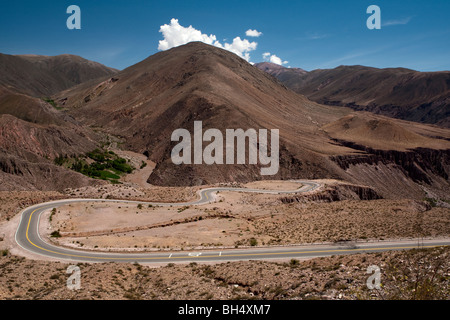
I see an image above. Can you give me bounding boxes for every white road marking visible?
[188,252,202,257]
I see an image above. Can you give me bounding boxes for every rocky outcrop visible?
[280,184,382,204]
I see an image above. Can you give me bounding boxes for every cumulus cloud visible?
[245,29,263,37]
[218,37,258,61]
[158,19,219,50]
[262,52,288,66]
[158,19,258,62]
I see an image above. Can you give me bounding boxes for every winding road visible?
[14,180,450,264]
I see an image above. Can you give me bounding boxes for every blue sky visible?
[1,0,449,71]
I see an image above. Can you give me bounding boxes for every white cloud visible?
[158,19,257,62]
[306,32,329,40]
[158,19,219,50]
[262,52,288,66]
[382,16,413,27]
[246,29,262,37]
[219,37,258,61]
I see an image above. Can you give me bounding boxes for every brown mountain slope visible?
[0,86,75,126]
[0,53,118,97]
[54,42,450,199]
[256,63,450,128]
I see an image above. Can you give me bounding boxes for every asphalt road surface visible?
[14,180,450,264]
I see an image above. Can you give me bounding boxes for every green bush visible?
[50,231,61,238]
[54,155,66,166]
[68,149,134,183]
[290,259,300,267]
[249,238,258,246]
[42,98,61,109]
[49,208,57,222]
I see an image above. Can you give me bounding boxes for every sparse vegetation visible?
[54,148,134,183]
[42,98,62,110]
[49,208,56,222]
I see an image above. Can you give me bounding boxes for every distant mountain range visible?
[0,43,449,200]
[255,62,450,128]
[0,53,118,97]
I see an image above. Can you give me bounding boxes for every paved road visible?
[14,180,450,264]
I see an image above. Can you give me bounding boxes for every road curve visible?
[14,180,450,264]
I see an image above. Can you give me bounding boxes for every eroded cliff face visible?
[330,140,450,199]
[280,183,382,204]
